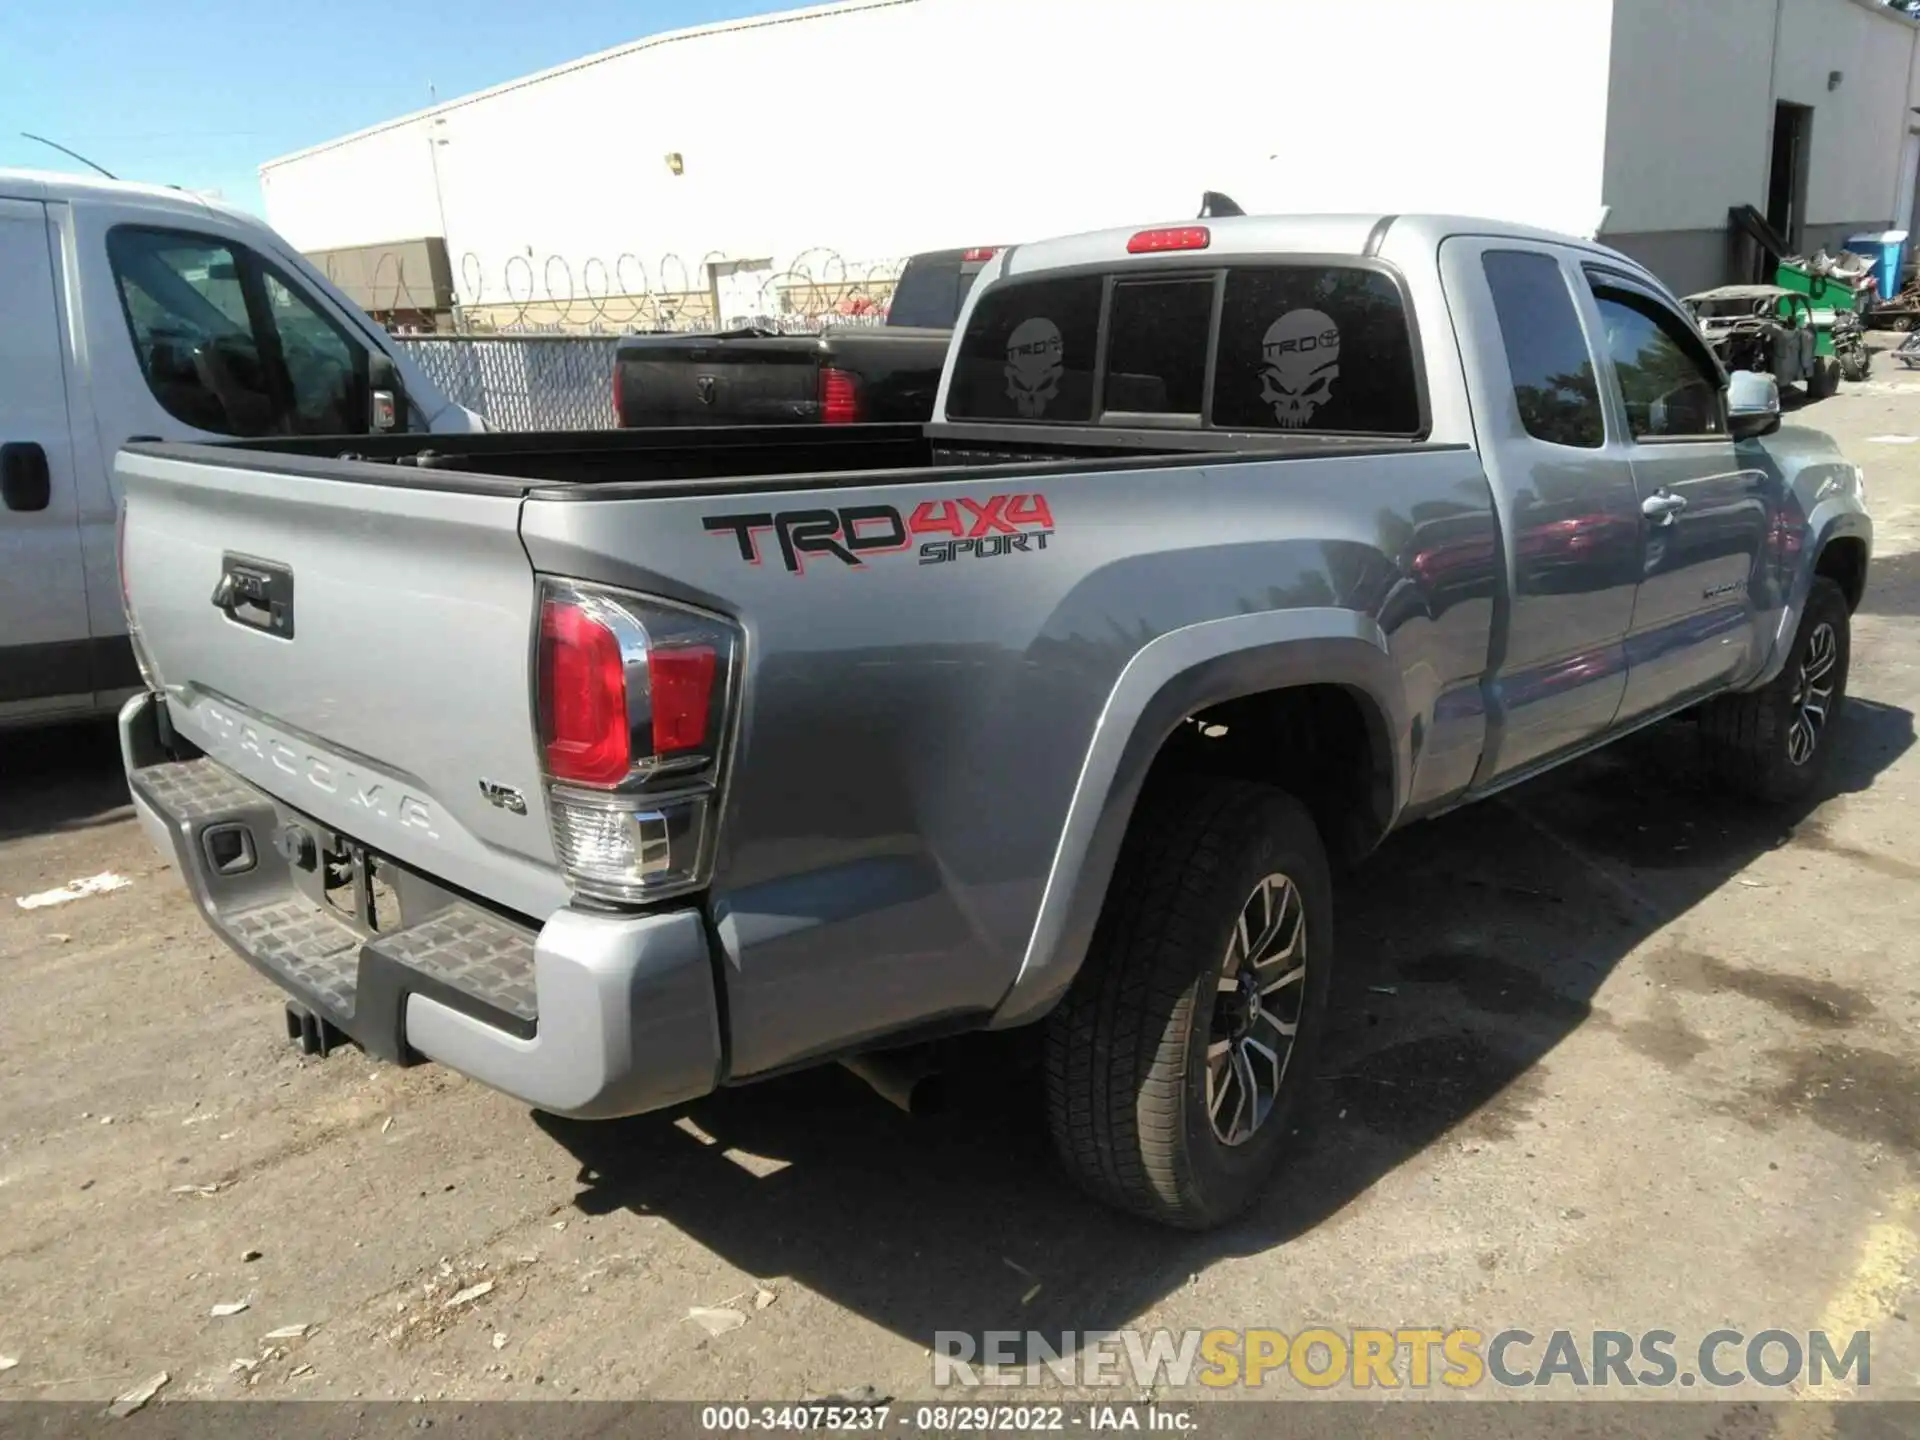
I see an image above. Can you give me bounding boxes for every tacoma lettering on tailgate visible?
[199,701,441,838]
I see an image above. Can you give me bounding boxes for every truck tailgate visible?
[619,337,822,425]
[117,448,566,919]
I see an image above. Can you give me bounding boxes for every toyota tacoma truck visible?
[612,246,1001,427]
[117,214,1871,1229]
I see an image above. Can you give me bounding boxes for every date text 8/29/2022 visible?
[698,1403,1194,1432]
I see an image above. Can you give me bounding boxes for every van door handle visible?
[1641,490,1687,525]
[1,442,50,512]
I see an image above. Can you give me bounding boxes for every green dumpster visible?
[1774,258,1871,313]
[1773,260,1873,380]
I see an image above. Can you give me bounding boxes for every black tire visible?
[1044,777,1333,1229]
[1840,345,1871,383]
[1807,355,1842,399]
[1699,577,1850,804]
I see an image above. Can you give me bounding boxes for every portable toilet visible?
[1844,230,1908,303]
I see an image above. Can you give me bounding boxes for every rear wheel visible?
[1840,343,1871,383]
[1699,577,1850,804]
[1044,778,1333,1229]
[1807,354,1842,398]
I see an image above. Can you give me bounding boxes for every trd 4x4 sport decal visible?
[703,494,1055,575]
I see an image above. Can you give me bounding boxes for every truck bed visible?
[134,421,1456,496]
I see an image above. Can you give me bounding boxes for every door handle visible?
[1641,490,1687,526]
[1,442,50,512]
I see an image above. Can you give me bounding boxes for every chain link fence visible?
[326,245,906,335]
[362,246,911,430]
[394,334,619,431]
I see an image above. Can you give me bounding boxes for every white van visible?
[1,169,481,729]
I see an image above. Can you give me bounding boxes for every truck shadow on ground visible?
[0,719,130,843]
[539,693,1914,1359]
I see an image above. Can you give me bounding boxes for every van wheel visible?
[1699,577,1850,804]
[1044,778,1332,1229]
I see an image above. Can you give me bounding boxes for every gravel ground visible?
[3,357,1919,1414]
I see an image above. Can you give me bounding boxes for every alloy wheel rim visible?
[1787,621,1838,768]
[1205,871,1308,1147]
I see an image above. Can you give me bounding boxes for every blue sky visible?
[0,1,779,214]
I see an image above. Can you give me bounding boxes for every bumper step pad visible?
[133,758,538,1057]
[372,908,538,1026]
[230,898,360,1020]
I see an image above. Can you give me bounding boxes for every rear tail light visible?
[819,366,860,424]
[611,367,626,427]
[961,247,1002,262]
[1127,226,1211,254]
[535,580,741,904]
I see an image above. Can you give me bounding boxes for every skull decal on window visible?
[1004,317,1065,418]
[1259,309,1341,428]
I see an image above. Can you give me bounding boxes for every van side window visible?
[107,226,371,437]
[945,275,1103,423]
[263,270,368,435]
[108,229,278,436]
[1210,267,1421,434]
[1103,276,1213,417]
[1481,251,1605,448]
[1588,287,1726,440]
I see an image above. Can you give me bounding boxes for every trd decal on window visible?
[703,494,1055,575]
[1260,309,1341,428]
[1004,318,1064,417]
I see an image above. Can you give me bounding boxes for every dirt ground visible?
[4,349,1920,1414]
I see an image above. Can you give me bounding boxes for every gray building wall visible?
[1601,0,1920,297]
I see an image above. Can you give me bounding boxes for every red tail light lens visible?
[961,246,1001,262]
[611,368,626,427]
[536,581,741,789]
[1127,226,1211,254]
[535,581,743,904]
[820,366,860,424]
[539,598,631,786]
[649,645,717,754]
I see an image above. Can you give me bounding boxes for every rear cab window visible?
[944,257,1423,437]
[887,251,991,329]
[945,275,1103,422]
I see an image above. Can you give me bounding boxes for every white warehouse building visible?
[260,0,1920,327]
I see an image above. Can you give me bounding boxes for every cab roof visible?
[998,212,1641,278]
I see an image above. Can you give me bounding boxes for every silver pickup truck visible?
[118,214,1871,1229]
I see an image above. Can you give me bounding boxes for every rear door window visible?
[1482,250,1605,448]
[1102,276,1213,417]
[945,274,1103,423]
[1211,267,1421,434]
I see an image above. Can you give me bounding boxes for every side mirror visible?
[368,353,407,433]
[1727,369,1782,441]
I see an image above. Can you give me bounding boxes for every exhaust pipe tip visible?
[841,1051,947,1116]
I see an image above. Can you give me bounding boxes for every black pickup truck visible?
[612,246,998,427]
